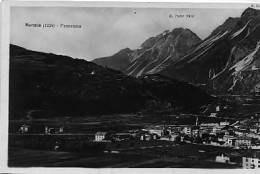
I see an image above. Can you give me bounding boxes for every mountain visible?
[9,44,213,119]
[92,28,201,77]
[161,8,260,94]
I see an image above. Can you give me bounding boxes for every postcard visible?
[1,0,260,173]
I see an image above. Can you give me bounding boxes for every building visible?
[213,125,223,134]
[160,135,173,141]
[144,125,164,137]
[225,137,235,147]
[19,125,30,133]
[234,137,252,147]
[215,154,230,163]
[113,133,131,141]
[209,113,217,117]
[183,127,192,135]
[200,123,219,127]
[250,126,259,133]
[140,133,152,141]
[95,132,107,142]
[242,152,260,169]
[220,121,230,126]
[45,126,64,134]
[192,129,199,137]
[224,137,252,148]
[246,132,260,140]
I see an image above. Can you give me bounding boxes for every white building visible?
[220,121,230,126]
[225,137,235,147]
[183,127,191,135]
[209,113,217,117]
[95,132,107,142]
[144,125,164,137]
[213,125,223,133]
[225,137,252,147]
[19,125,30,133]
[45,126,64,134]
[215,154,230,163]
[234,137,252,147]
[242,156,260,169]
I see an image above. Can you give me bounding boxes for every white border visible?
[1,0,260,173]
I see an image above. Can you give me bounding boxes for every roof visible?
[95,132,107,135]
[146,125,164,130]
[235,136,252,140]
[21,125,30,127]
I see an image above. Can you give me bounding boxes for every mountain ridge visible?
[93,27,202,77]
[160,7,260,94]
[9,44,213,119]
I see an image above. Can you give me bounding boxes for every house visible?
[245,132,260,140]
[192,129,199,137]
[220,121,230,126]
[140,133,152,141]
[113,133,131,141]
[215,154,230,163]
[242,152,260,169]
[95,132,107,142]
[183,126,192,135]
[19,125,30,133]
[144,125,164,137]
[250,126,259,133]
[45,126,65,134]
[225,137,235,147]
[200,123,219,127]
[160,135,173,141]
[251,145,260,149]
[234,130,245,136]
[234,137,252,147]
[213,125,223,134]
[224,136,252,148]
[209,113,217,117]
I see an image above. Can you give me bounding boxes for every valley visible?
[7,7,260,169]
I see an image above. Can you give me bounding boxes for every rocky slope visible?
[92,48,133,72]
[9,44,213,119]
[93,28,201,77]
[161,8,260,94]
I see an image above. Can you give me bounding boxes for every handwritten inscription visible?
[25,23,82,29]
[169,14,195,18]
[251,4,260,8]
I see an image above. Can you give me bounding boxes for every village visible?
[10,103,260,168]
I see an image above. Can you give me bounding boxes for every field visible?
[8,102,260,168]
[9,143,240,168]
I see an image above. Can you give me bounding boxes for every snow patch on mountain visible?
[127,61,138,71]
[228,78,238,91]
[131,51,145,63]
[136,58,158,77]
[211,31,229,42]
[230,20,251,39]
[230,41,260,72]
[128,63,141,76]
[188,43,215,63]
[188,31,229,64]
[147,55,172,74]
[210,47,236,80]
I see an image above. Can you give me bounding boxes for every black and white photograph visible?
[1,0,260,171]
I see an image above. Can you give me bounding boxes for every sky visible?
[11,7,246,61]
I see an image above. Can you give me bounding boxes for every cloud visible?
[11,7,244,61]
